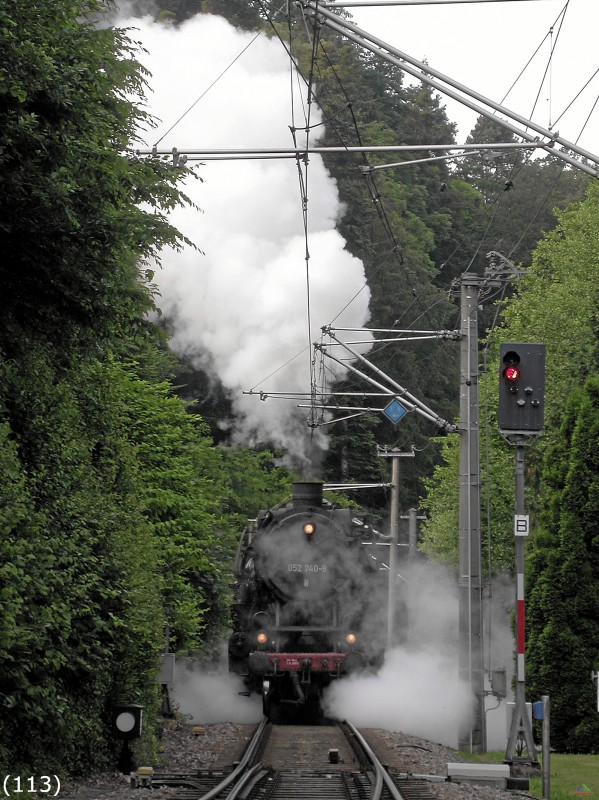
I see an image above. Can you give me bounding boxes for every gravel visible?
[362,729,537,800]
[61,720,537,800]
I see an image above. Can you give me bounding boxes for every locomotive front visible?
[230,481,377,718]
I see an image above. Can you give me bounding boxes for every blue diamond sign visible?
[383,398,408,424]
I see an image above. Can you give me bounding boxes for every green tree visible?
[220,448,296,527]
[421,181,599,571]
[420,180,599,752]
[454,116,590,276]
[0,0,205,775]
[117,368,236,652]
[527,377,599,752]
[0,351,163,773]
[419,426,515,574]
[0,0,193,356]
[497,183,599,435]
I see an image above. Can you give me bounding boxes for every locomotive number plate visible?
[287,563,328,573]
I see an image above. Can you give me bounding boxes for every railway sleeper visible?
[151,770,228,797]
[245,769,367,800]
[389,773,439,800]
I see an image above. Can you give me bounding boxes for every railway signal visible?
[112,704,143,773]
[498,343,546,434]
[499,342,547,766]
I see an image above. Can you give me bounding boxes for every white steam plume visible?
[121,12,372,466]
[323,561,475,747]
[173,659,262,724]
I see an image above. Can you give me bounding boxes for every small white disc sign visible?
[115,712,136,733]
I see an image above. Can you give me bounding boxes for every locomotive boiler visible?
[228,481,385,719]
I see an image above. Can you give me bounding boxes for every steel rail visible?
[196,717,269,800]
[344,720,405,800]
[224,763,266,799]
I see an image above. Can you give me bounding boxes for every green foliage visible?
[526,377,599,752]
[0,349,163,774]
[0,342,280,772]
[220,448,296,526]
[497,183,599,433]
[2,0,595,774]
[116,367,237,652]
[324,411,387,506]
[419,423,515,574]
[0,0,222,776]
[0,0,194,354]
[422,182,599,573]
[201,0,264,29]
[454,116,590,274]
[419,173,599,753]
[419,436,459,566]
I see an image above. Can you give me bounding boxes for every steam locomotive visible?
[228,481,386,719]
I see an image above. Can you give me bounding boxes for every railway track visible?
[152,719,438,800]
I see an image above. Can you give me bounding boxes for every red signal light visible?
[504,365,520,381]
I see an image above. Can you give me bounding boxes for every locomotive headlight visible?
[256,631,269,645]
[303,522,316,536]
[345,633,357,646]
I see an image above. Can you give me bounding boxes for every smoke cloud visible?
[173,658,262,724]
[324,647,474,747]
[323,560,475,747]
[119,11,372,466]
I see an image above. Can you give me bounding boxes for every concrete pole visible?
[408,507,418,560]
[458,274,485,752]
[542,695,550,798]
[387,454,400,651]
[380,448,414,651]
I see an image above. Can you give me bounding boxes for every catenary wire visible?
[153,28,265,146]
[253,0,576,428]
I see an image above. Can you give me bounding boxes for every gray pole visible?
[408,507,418,560]
[387,454,400,650]
[379,449,414,650]
[505,438,539,764]
[542,695,550,798]
[458,274,485,752]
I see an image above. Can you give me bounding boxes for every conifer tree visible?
[526,376,599,752]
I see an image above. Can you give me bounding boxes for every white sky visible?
[338,0,599,156]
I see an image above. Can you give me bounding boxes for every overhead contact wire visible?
[153,29,265,147]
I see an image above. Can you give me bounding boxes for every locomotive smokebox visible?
[292,481,323,508]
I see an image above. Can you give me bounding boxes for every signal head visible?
[498,343,546,434]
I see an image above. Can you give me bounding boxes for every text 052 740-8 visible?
[287,563,327,573]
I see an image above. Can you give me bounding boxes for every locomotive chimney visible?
[292,481,323,508]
